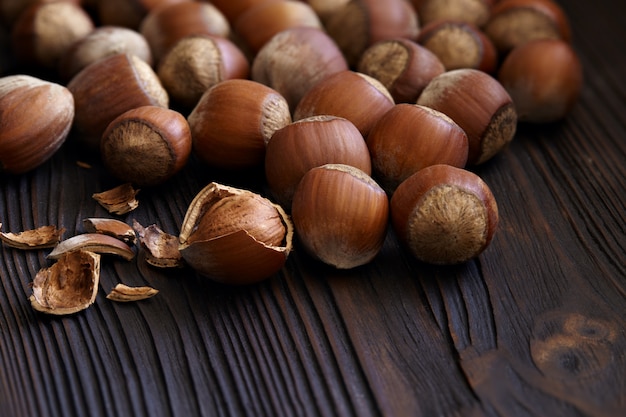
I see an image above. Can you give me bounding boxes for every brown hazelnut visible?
[251,27,348,111]
[291,164,389,269]
[497,39,583,123]
[187,79,291,171]
[416,20,498,73]
[367,104,469,193]
[294,70,395,138]
[0,75,74,174]
[325,0,420,66]
[483,0,571,55]
[305,0,350,23]
[67,53,169,150]
[139,1,230,65]
[58,26,153,81]
[100,106,192,186]
[97,0,186,30]
[357,38,445,104]
[416,68,517,165]
[178,182,293,285]
[209,0,274,24]
[234,0,322,54]
[410,0,495,28]
[391,164,499,264]
[158,34,250,110]
[265,115,372,208]
[0,0,80,29]
[11,1,95,70]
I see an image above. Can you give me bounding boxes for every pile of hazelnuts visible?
[0,0,583,284]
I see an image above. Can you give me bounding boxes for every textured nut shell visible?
[30,250,100,315]
[412,0,494,27]
[179,182,293,285]
[357,38,445,103]
[101,106,192,186]
[265,115,372,208]
[291,164,389,269]
[294,70,395,138]
[367,104,469,193]
[67,53,169,150]
[188,79,291,170]
[497,39,582,123]
[251,27,348,111]
[0,75,74,174]
[416,69,517,165]
[391,164,499,264]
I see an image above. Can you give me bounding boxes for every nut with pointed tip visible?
[291,164,389,269]
[265,115,372,208]
[101,106,192,187]
[0,75,74,174]
[391,164,499,264]
[483,0,571,56]
[325,0,419,66]
[497,39,583,123]
[416,68,517,165]
[367,104,469,194]
[294,70,395,139]
[158,34,249,110]
[178,182,293,285]
[67,53,169,150]
[410,0,495,28]
[188,79,291,171]
[357,38,445,104]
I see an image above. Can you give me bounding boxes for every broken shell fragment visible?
[106,283,159,302]
[92,183,140,215]
[178,182,293,285]
[47,233,135,261]
[30,250,100,315]
[0,224,65,249]
[132,220,184,268]
[83,218,136,245]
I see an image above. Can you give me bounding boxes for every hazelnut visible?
[178,182,293,285]
[187,79,291,171]
[158,34,250,110]
[325,0,420,66]
[291,164,389,269]
[58,26,153,81]
[416,68,517,165]
[209,0,274,24]
[100,106,192,186]
[97,0,186,30]
[391,164,499,264]
[294,70,395,138]
[234,1,322,54]
[0,0,79,29]
[139,1,230,64]
[483,0,571,55]
[367,104,469,193]
[0,75,74,174]
[410,0,495,28]
[251,27,348,111]
[265,115,372,208]
[497,39,583,123]
[67,53,169,150]
[306,0,350,23]
[357,38,445,104]
[11,1,95,70]
[416,20,498,73]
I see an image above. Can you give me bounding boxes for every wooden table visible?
[1,1,625,416]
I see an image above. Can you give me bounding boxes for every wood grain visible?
[1,1,625,416]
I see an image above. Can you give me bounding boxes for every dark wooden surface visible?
[1,1,625,416]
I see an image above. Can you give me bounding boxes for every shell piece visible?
[83,218,136,245]
[92,183,140,215]
[47,234,135,261]
[132,220,184,268]
[106,283,159,302]
[0,224,65,249]
[178,182,293,285]
[29,250,100,315]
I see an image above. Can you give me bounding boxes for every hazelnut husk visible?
[0,75,74,174]
[390,164,499,264]
[178,182,293,285]
[291,164,389,269]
